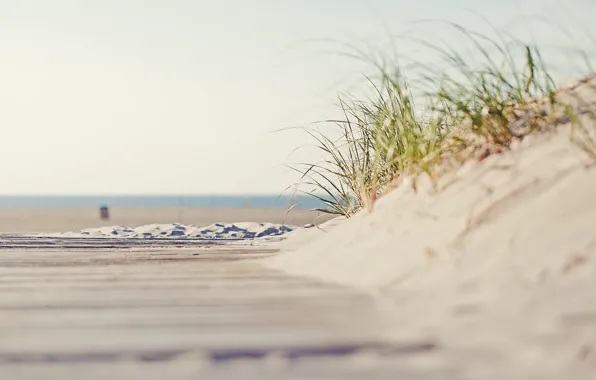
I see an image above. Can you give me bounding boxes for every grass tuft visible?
[287,23,595,216]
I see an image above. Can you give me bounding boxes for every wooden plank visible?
[0,246,439,378]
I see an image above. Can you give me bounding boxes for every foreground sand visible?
[263,80,596,378]
[0,206,332,234]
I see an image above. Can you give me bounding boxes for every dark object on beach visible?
[100,205,110,220]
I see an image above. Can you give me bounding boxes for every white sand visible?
[40,222,299,240]
[266,78,596,289]
[263,79,596,378]
[267,122,596,288]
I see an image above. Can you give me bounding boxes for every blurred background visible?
[0,195,333,232]
[0,0,593,232]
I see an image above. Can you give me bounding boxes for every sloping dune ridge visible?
[263,77,596,377]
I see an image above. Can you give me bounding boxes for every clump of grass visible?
[428,26,558,165]
[289,23,595,216]
[288,71,445,217]
[288,117,372,217]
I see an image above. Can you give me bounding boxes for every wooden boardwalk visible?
[0,246,445,379]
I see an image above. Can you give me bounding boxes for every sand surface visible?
[0,206,331,234]
[263,78,596,378]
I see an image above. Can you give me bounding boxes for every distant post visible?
[100,205,110,220]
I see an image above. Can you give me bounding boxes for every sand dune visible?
[263,79,596,378]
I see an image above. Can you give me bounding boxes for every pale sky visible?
[0,0,594,195]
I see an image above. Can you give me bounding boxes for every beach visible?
[0,206,332,234]
[2,81,596,379]
[4,0,596,377]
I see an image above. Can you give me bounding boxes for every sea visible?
[0,195,329,209]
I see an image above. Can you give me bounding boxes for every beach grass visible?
[289,24,596,216]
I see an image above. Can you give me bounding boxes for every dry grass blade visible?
[284,22,595,217]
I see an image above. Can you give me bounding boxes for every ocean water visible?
[0,195,329,209]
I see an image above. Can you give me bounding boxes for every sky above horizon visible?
[1,0,594,195]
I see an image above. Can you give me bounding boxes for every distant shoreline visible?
[0,195,328,209]
[0,205,334,234]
